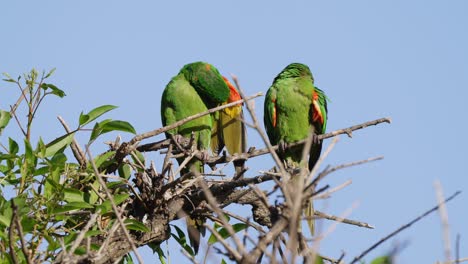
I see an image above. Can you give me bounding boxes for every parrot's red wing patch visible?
[312,91,324,124]
[272,98,277,127]
[222,77,242,104]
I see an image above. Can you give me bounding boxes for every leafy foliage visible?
[0,69,140,263]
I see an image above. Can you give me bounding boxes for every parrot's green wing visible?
[264,84,279,146]
[161,74,212,156]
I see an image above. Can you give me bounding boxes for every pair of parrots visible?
[161,62,328,253]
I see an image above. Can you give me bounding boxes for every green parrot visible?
[161,62,246,254]
[264,63,328,234]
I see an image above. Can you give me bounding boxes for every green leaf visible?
[2,72,16,83]
[208,223,248,245]
[118,164,132,179]
[63,232,78,246]
[148,242,166,264]
[44,68,56,78]
[52,202,94,214]
[24,139,34,165]
[0,215,10,227]
[65,202,94,209]
[106,181,125,190]
[89,120,136,142]
[371,256,392,264]
[50,152,67,168]
[33,166,49,176]
[0,110,11,135]
[93,151,115,168]
[64,188,85,203]
[2,73,16,83]
[8,138,18,155]
[20,216,36,233]
[97,193,129,214]
[0,202,12,227]
[102,120,136,134]
[124,219,150,232]
[0,154,17,160]
[41,132,75,158]
[41,83,66,98]
[171,224,194,256]
[79,105,118,127]
[44,171,61,200]
[85,230,103,237]
[36,137,46,158]
[89,119,111,142]
[122,254,134,264]
[314,255,324,264]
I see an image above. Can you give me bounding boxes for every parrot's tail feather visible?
[305,198,315,235]
[186,217,201,254]
[233,160,246,180]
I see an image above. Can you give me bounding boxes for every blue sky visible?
[2,1,467,263]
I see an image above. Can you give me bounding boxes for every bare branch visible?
[314,210,374,229]
[314,179,353,200]
[57,115,87,168]
[434,181,452,263]
[166,118,390,168]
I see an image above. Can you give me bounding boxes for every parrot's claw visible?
[199,150,210,163]
[172,134,189,148]
[311,133,320,146]
[278,140,289,154]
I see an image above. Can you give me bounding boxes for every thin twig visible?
[452,258,468,264]
[181,248,200,264]
[350,190,462,264]
[314,210,374,229]
[9,105,27,137]
[314,201,360,252]
[57,116,87,168]
[9,201,20,264]
[314,179,353,200]
[434,181,452,263]
[9,81,27,115]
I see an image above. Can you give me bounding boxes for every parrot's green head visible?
[181,62,230,106]
[274,63,314,83]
